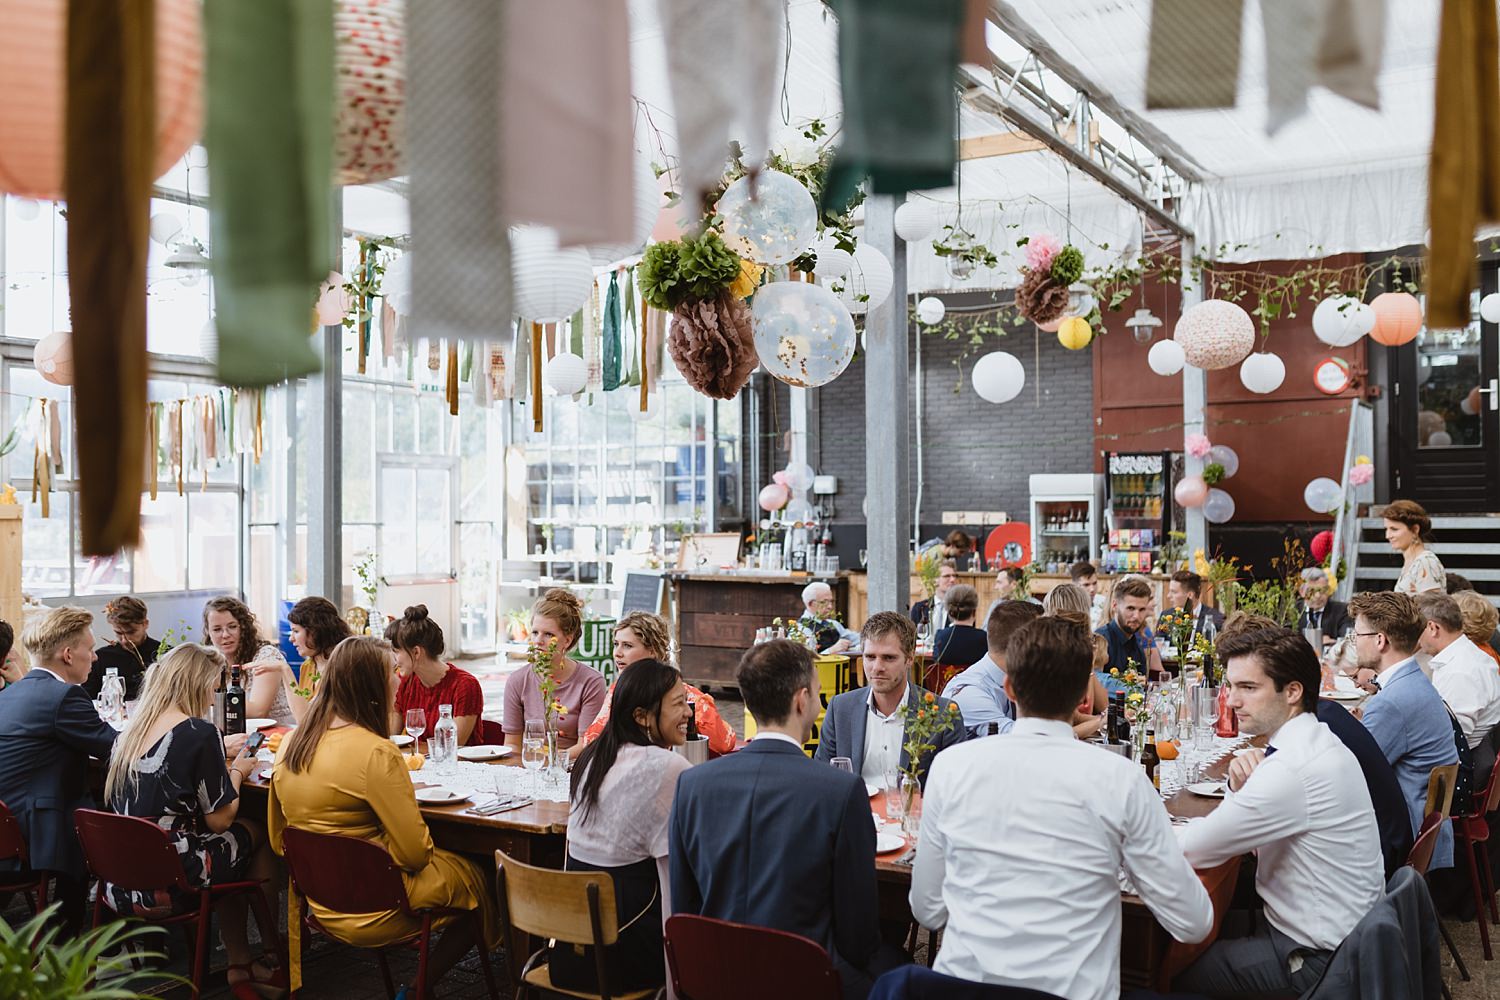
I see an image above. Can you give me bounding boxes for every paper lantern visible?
[718,170,818,265]
[1482,292,1500,325]
[1303,477,1343,514]
[916,297,945,326]
[1203,488,1235,524]
[758,482,789,511]
[1174,475,1208,508]
[751,281,857,388]
[1239,352,1285,394]
[149,212,183,246]
[333,0,405,185]
[783,462,815,492]
[1309,530,1334,563]
[315,272,349,327]
[836,246,894,315]
[630,392,661,421]
[543,352,587,396]
[1311,295,1374,348]
[1038,316,1063,333]
[198,316,218,363]
[1057,316,1092,350]
[0,0,203,200]
[1148,338,1186,376]
[1369,292,1422,346]
[810,236,853,281]
[894,199,942,242]
[511,225,593,322]
[1430,430,1453,447]
[1173,300,1255,370]
[382,252,413,316]
[1206,444,1239,479]
[32,330,72,386]
[972,352,1025,404]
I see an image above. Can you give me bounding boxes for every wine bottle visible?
[1141,728,1161,789]
[223,666,246,736]
[686,699,700,742]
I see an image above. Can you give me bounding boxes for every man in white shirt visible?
[1416,591,1500,757]
[1176,627,1383,996]
[912,616,1212,1000]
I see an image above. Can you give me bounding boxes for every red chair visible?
[282,826,498,1000]
[0,799,51,915]
[74,809,285,999]
[476,717,506,745]
[664,914,841,1000]
[1454,745,1500,961]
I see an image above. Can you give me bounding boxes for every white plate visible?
[1187,782,1227,798]
[1322,690,1364,702]
[246,718,277,731]
[391,734,415,748]
[875,832,906,853]
[457,745,513,762]
[414,787,469,805]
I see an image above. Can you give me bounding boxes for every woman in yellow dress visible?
[267,636,500,989]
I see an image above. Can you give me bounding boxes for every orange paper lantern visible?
[0,0,203,200]
[1369,292,1423,346]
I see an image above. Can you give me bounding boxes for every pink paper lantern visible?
[758,482,789,512]
[1369,292,1423,347]
[1174,475,1208,508]
[1037,316,1063,333]
[1172,300,1255,370]
[0,0,203,200]
[333,0,405,185]
[32,330,72,386]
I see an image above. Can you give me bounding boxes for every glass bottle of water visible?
[430,704,458,774]
[101,667,124,725]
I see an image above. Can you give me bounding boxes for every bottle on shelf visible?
[223,667,246,735]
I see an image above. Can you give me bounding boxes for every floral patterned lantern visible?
[1172,299,1255,370]
[333,0,405,185]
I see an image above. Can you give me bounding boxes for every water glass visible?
[883,768,903,821]
[1193,686,1218,751]
[830,757,853,774]
[521,736,546,797]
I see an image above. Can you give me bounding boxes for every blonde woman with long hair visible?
[1043,583,1109,740]
[105,643,283,996]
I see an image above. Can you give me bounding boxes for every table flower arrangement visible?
[895,693,962,835]
[528,638,568,767]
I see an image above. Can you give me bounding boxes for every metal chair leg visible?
[376,949,396,999]
[1441,918,1471,981]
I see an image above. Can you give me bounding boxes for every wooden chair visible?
[1454,733,1500,961]
[0,798,51,916]
[1408,811,1465,998]
[283,827,497,1000]
[494,847,661,1000]
[664,913,841,1000]
[476,717,506,745]
[1426,763,1460,822]
[74,809,286,999]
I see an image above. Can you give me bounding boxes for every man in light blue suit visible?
[1352,592,1461,870]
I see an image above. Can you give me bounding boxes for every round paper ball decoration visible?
[1309,529,1334,563]
[1173,299,1255,370]
[894,199,942,242]
[758,482,789,511]
[916,297,946,326]
[1482,292,1500,325]
[149,212,183,246]
[1174,475,1208,508]
[783,462,815,492]
[971,351,1025,404]
[382,252,413,316]
[0,0,203,200]
[1303,477,1343,514]
[511,226,594,322]
[333,0,405,185]
[315,273,349,326]
[751,280,858,388]
[810,234,853,280]
[1148,338,1186,376]
[718,170,818,265]
[32,330,72,386]
[1312,295,1375,348]
[1203,488,1235,524]
[1206,444,1239,479]
[837,246,894,315]
[1057,316,1092,350]
[630,392,661,421]
[543,352,587,396]
[1239,352,1286,394]
[1369,292,1423,346]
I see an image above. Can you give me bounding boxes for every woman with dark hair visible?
[384,605,485,746]
[204,596,298,726]
[553,659,691,993]
[284,596,353,719]
[1385,499,1446,595]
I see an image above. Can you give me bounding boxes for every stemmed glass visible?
[404,709,426,753]
[916,621,931,650]
[521,720,546,797]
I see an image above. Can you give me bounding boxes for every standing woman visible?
[502,589,607,750]
[204,597,298,727]
[1386,499,1446,595]
[285,597,352,722]
[384,605,485,746]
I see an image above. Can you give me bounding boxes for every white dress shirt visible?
[911,717,1212,1000]
[1179,712,1383,951]
[1429,634,1500,749]
[860,685,908,786]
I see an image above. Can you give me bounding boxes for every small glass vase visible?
[899,775,921,840]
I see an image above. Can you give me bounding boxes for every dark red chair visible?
[74,808,285,999]
[1455,742,1500,960]
[664,914,841,1000]
[476,717,506,745]
[1408,811,1466,996]
[0,798,51,915]
[282,826,498,1000]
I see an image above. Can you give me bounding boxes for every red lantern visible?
[1369,292,1423,346]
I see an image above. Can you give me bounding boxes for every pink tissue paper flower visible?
[1348,464,1374,486]
[1185,433,1212,459]
[1025,232,1062,272]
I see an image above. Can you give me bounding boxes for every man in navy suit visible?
[671,639,897,999]
[0,607,118,931]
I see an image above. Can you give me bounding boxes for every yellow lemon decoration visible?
[1057,316,1092,350]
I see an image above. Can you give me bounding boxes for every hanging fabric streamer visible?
[512,320,529,404]
[639,301,650,410]
[602,272,623,391]
[30,399,61,517]
[489,343,509,401]
[531,322,544,432]
[460,342,474,382]
[446,342,460,415]
[585,276,603,393]
[625,269,641,388]
[381,299,398,361]
[144,402,160,500]
[1146,0,1242,109]
[569,309,584,357]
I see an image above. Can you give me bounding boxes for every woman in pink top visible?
[503,588,606,750]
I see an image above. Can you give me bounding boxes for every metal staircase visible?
[1351,514,1500,605]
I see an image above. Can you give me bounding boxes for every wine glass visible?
[404,709,426,751]
[916,621,931,649]
[830,757,853,774]
[858,548,869,569]
[521,719,546,796]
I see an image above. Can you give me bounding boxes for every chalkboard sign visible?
[620,571,665,616]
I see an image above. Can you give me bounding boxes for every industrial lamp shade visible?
[1172,299,1255,370]
[1369,291,1423,346]
[333,0,406,185]
[33,330,72,386]
[511,226,593,322]
[1057,316,1092,350]
[0,0,203,200]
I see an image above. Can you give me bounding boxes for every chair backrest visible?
[1470,727,1500,818]
[282,827,414,917]
[476,717,505,744]
[1425,763,1459,820]
[495,847,619,946]
[0,799,28,867]
[664,914,841,1000]
[1405,811,1446,877]
[869,964,1067,1000]
[74,808,190,892]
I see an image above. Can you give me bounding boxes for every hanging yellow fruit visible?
[1057,316,1092,350]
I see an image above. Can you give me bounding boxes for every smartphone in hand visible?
[243,731,267,755]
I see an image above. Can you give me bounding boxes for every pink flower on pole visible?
[1024,232,1062,272]
[1348,463,1374,487]
[1185,433,1212,459]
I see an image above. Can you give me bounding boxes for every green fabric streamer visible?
[206,0,333,387]
[460,341,473,382]
[821,0,965,214]
[602,274,622,391]
[569,309,584,356]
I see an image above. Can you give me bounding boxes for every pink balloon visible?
[315,272,349,327]
[758,483,789,512]
[772,470,789,486]
[1174,475,1208,508]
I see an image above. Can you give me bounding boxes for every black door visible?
[1390,268,1500,512]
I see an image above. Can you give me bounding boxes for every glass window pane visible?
[3,197,66,342]
[342,525,377,588]
[457,522,495,652]
[343,387,375,521]
[1416,321,1483,449]
[188,492,239,591]
[391,393,417,453]
[135,493,187,592]
[74,517,132,597]
[19,493,71,597]
[380,465,417,576]
[8,367,72,482]
[247,524,280,626]
[416,471,451,574]
[418,394,444,454]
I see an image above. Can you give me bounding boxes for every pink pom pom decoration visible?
[1348,464,1374,487]
[1024,232,1062,272]
[1185,433,1212,459]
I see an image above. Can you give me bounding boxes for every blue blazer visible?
[0,671,118,878]
[814,685,966,787]
[669,739,881,986]
[1360,659,1460,869]
[1316,700,1414,879]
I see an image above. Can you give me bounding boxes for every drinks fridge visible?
[1100,451,1182,573]
[1028,474,1098,573]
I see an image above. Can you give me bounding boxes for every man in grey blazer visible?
[816,611,966,790]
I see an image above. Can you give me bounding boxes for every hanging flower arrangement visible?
[1015,233,1084,326]
[640,230,760,399]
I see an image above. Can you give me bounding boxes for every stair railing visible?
[1331,399,1375,602]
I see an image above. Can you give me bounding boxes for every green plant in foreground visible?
[0,904,184,999]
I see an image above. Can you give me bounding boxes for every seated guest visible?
[1176,628,1384,996]
[269,637,500,986]
[941,601,1042,736]
[503,588,607,750]
[909,561,958,632]
[1043,584,1110,728]
[87,596,159,700]
[671,640,894,999]
[913,617,1212,1000]
[942,529,976,563]
[204,596,299,727]
[1452,589,1500,668]
[992,566,1039,606]
[285,596,353,723]
[1417,592,1500,778]
[0,607,118,930]
[558,659,691,994]
[581,612,737,754]
[1352,591,1461,870]
[817,612,965,790]
[0,620,26,692]
[799,581,861,654]
[1297,567,1349,645]
[384,605,483,747]
[1158,570,1225,636]
[1070,560,1107,628]
[1096,575,1156,684]
[930,585,986,682]
[104,643,278,993]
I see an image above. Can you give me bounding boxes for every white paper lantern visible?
[382,252,413,316]
[972,351,1025,404]
[1148,338,1186,376]
[511,226,594,322]
[718,170,818,265]
[1239,352,1286,394]
[543,352,587,396]
[630,392,661,421]
[1311,295,1375,347]
[199,317,218,363]
[149,212,182,246]
[1173,300,1255,370]
[1430,430,1454,447]
[810,235,852,280]
[1203,488,1235,524]
[1481,292,1500,325]
[752,281,858,388]
[783,462,815,492]
[837,245,894,315]
[916,297,946,326]
[333,0,406,185]
[894,199,942,242]
[33,330,72,386]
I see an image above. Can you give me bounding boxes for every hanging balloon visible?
[1369,292,1423,346]
[810,235,853,280]
[32,330,72,386]
[1057,316,1092,350]
[783,462,815,492]
[1482,292,1500,325]
[772,470,789,487]
[758,482,790,511]
[916,297,946,326]
[1174,475,1208,508]
[1148,338,1186,376]
[893,199,942,242]
[1311,295,1375,347]
[751,281,858,389]
[971,352,1025,404]
[1309,529,1334,563]
[718,170,818,265]
[1206,444,1239,479]
[543,352,587,396]
[836,246,894,315]
[1173,299,1255,370]
[1239,352,1286,394]
[315,272,349,326]
[382,252,413,316]
[1303,477,1343,514]
[1202,488,1235,524]
[511,225,594,322]
[784,498,814,523]
[1463,386,1482,415]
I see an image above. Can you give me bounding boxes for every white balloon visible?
[1311,295,1375,348]
[1429,431,1454,447]
[752,281,858,388]
[13,198,40,222]
[1303,477,1343,514]
[382,252,414,316]
[784,498,815,523]
[1206,445,1239,479]
[894,199,942,242]
[1203,488,1235,524]
[718,170,818,265]
[1148,338,1186,376]
[149,212,183,246]
[837,246,894,315]
[1482,292,1500,325]
[783,462,815,491]
[972,352,1025,404]
[775,129,822,167]
[810,235,853,280]
[1239,352,1286,394]
[543,352,588,396]
[511,226,594,322]
[916,297,946,325]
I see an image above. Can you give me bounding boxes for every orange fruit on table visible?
[405,752,425,771]
[1155,740,1179,760]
